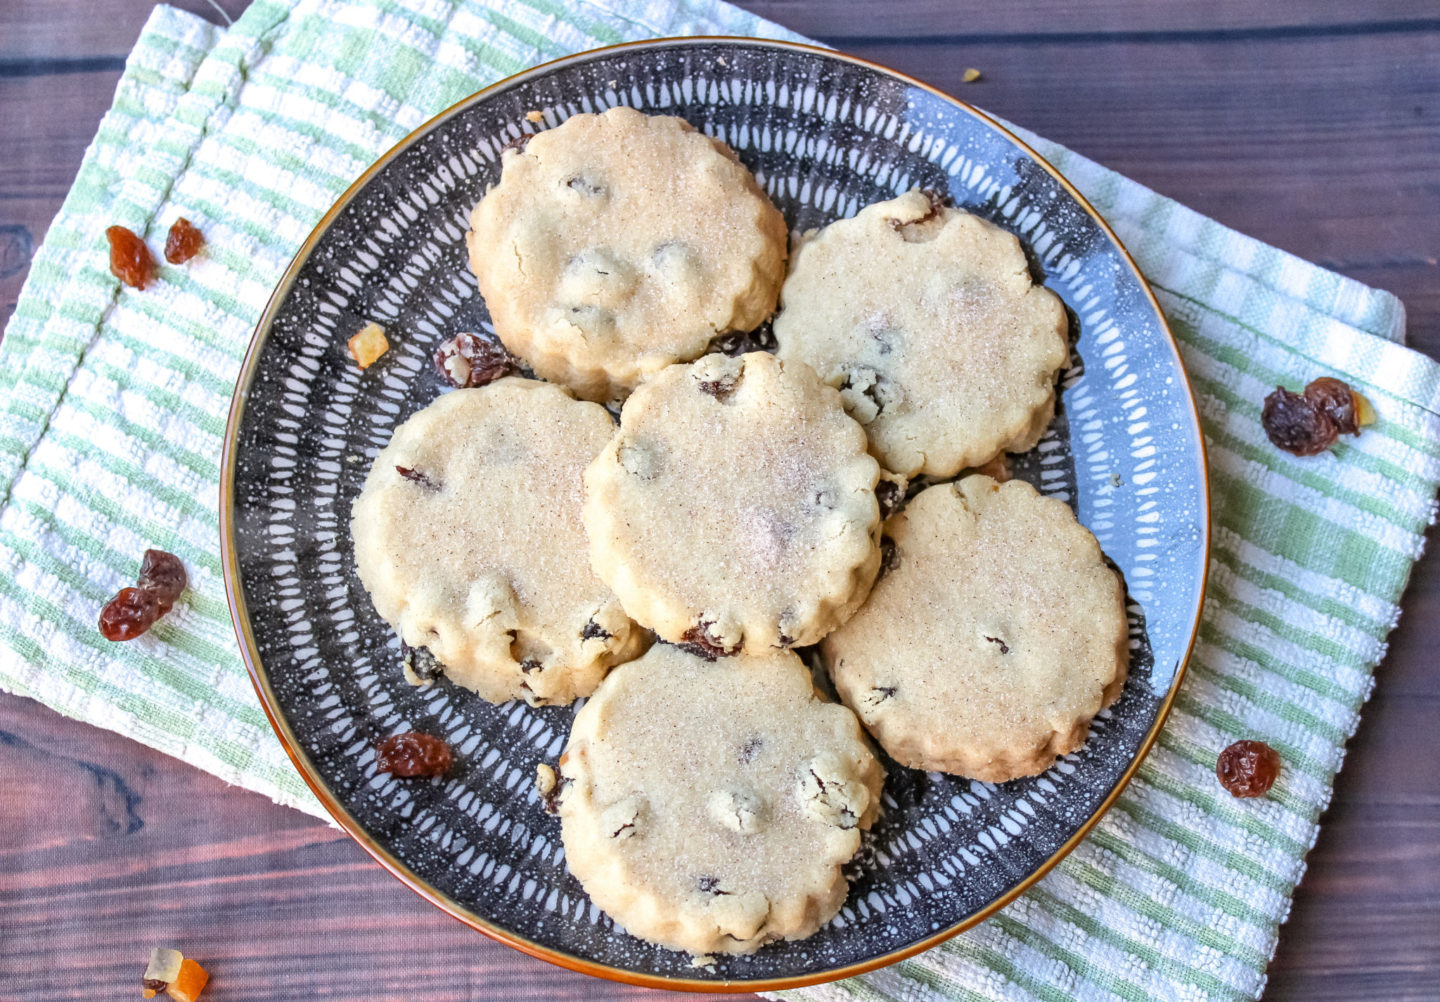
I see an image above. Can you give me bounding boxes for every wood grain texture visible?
[1,1,1438,1000]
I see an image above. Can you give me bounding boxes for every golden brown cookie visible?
[553,643,883,955]
[583,351,881,655]
[823,476,1128,781]
[774,190,1069,477]
[351,379,647,706]
[467,107,788,402]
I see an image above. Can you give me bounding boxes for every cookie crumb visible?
[690,954,717,969]
[525,109,543,123]
[962,68,982,83]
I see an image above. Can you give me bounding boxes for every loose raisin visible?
[1303,377,1360,436]
[1216,740,1281,798]
[99,548,187,641]
[137,549,188,613]
[106,225,155,290]
[99,587,162,641]
[376,732,452,777]
[163,217,204,264]
[433,333,512,388]
[1261,386,1336,456]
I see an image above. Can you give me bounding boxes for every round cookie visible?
[823,476,1128,782]
[583,351,881,655]
[553,643,884,955]
[774,189,1070,478]
[467,107,788,402]
[351,378,647,706]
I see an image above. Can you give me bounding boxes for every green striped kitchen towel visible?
[1,3,1435,1000]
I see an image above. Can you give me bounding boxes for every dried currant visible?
[696,875,728,895]
[875,479,903,520]
[697,373,738,399]
[376,732,452,778]
[395,465,440,490]
[877,536,900,579]
[401,643,445,683]
[1303,377,1360,436]
[1261,386,1336,457]
[137,549,188,613]
[106,225,155,290]
[537,764,568,816]
[565,174,606,197]
[99,587,162,641]
[679,621,734,661]
[738,736,763,764]
[580,619,611,641]
[433,332,512,389]
[887,189,945,241]
[1216,739,1281,798]
[163,217,204,264]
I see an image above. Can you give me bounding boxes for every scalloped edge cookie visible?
[553,644,884,955]
[823,475,1128,781]
[351,379,648,706]
[467,107,787,402]
[774,190,1069,477]
[583,352,881,655]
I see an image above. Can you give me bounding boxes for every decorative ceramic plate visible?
[221,38,1208,992]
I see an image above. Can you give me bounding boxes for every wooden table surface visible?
[2,2,1437,999]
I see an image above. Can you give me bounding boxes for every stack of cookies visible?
[351,107,1129,957]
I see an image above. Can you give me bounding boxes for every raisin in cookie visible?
[774,190,1069,477]
[352,379,646,706]
[583,351,881,655]
[467,107,787,402]
[824,476,1128,782]
[552,643,883,955]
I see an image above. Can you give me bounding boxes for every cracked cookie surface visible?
[823,476,1129,782]
[351,379,647,706]
[583,351,882,654]
[774,190,1069,477]
[554,643,883,955]
[467,107,787,402]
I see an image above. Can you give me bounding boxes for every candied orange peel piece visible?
[348,322,390,369]
[166,958,209,1002]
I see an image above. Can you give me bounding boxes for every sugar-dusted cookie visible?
[583,351,881,655]
[824,476,1128,782]
[552,643,883,955]
[774,190,1069,477]
[351,378,646,706]
[467,107,788,402]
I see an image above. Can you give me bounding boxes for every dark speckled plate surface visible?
[221,38,1208,991]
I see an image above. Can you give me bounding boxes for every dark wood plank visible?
[739,1,1436,38]
[0,0,248,63]
[0,70,128,319]
[2,2,1438,1000]
[0,693,758,1002]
